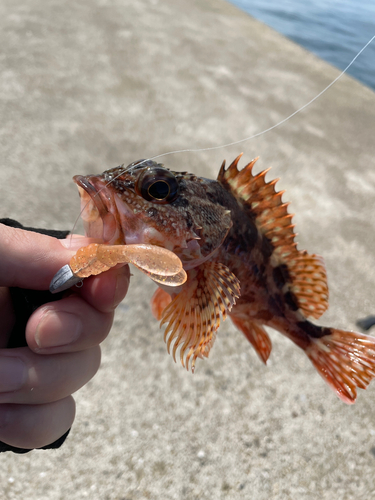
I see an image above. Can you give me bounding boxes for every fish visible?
[73,155,375,404]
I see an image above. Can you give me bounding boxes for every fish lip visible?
[73,174,120,243]
[73,175,109,220]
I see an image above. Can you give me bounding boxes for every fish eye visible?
[148,180,170,200]
[136,167,179,203]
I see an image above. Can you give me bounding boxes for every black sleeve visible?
[0,430,71,454]
[0,218,71,453]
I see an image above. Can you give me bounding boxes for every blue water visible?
[229,0,375,90]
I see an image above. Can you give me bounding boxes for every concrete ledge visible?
[1,0,375,498]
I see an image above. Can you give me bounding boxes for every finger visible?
[0,346,101,404]
[0,224,98,289]
[78,264,130,313]
[25,296,114,354]
[0,287,15,347]
[0,397,75,450]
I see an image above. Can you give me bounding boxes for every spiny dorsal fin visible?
[218,155,329,319]
[160,262,240,372]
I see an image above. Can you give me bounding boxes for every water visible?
[228,0,375,90]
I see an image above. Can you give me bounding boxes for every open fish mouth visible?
[73,174,122,243]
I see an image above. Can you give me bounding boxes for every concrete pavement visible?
[0,0,375,498]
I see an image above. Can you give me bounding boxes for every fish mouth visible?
[73,174,121,243]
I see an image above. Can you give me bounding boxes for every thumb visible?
[0,224,86,290]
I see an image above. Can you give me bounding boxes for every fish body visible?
[74,156,375,404]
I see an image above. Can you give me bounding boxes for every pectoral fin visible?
[160,261,240,372]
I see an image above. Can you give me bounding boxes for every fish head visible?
[73,159,232,268]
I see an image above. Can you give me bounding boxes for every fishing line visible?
[149,34,375,161]
[68,34,375,244]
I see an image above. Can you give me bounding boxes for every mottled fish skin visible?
[74,157,375,404]
[211,177,316,347]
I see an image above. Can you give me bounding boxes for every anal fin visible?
[230,315,272,364]
[306,328,375,404]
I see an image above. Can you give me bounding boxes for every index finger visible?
[0,224,95,289]
[0,224,74,289]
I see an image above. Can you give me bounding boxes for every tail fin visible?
[305,329,375,404]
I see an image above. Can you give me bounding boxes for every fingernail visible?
[35,311,82,349]
[59,237,103,250]
[0,357,27,392]
[59,238,86,251]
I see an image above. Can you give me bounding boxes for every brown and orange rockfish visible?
[73,155,375,404]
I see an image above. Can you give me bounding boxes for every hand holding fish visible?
[0,223,129,450]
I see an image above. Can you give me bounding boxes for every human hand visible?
[0,223,130,450]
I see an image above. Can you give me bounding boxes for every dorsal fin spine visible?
[218,159,226,180]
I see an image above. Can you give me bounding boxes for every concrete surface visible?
[1,0,375,498]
